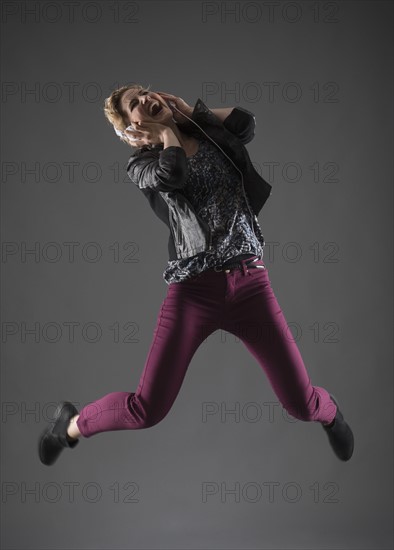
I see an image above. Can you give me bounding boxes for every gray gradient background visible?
[1,1,393,549]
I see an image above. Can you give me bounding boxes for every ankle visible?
[66,415,81,439]
[323,418,335,428]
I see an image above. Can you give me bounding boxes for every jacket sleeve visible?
[184,98,256,145]
[126,145,188,192]
[222,106,256,145]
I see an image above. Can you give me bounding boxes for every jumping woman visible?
[38,83,354,465]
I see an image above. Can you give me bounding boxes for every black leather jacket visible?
[126,98,272,261]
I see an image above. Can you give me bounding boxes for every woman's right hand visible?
[125,121,170,147]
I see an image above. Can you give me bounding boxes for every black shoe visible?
[322,393,354,461]
[38,401,80,466]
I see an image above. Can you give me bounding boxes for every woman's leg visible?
[75,279,221,438]
[221,262,337,425]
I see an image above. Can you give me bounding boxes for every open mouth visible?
[150,103,163,117]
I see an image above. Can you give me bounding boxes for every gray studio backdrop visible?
[1,1,393,549]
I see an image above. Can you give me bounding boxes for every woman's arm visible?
[207,105,256,144]
[162,127,183,150]
[180,98,256,144]
[126,128,188,193]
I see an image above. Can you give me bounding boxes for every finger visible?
[125,128,144,139]
[125,125,145,134]
[158,91,175,100]
[125,130,141,137]
[125,128,146,136]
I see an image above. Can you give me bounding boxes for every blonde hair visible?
[103,83,152,147]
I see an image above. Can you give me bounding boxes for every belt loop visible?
[242,262,249,276]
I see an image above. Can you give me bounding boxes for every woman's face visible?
[120,89,172,126]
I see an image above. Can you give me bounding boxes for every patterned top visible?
[163,135,267,285]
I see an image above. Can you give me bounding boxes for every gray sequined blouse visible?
[163,135,267,285]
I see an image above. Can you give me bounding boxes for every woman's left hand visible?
[156,91,194,123]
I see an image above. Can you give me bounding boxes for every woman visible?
[38,83,354,466]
